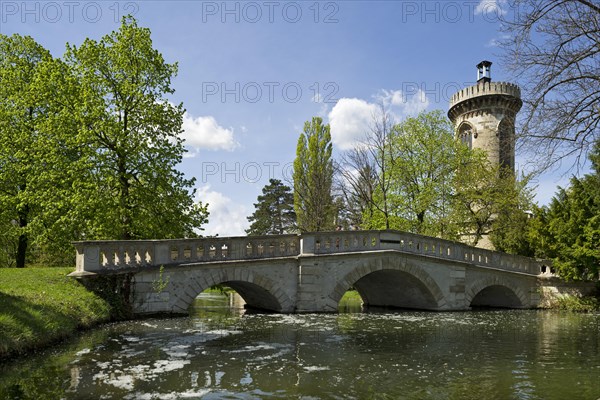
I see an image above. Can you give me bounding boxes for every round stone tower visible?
[448,61,522,171]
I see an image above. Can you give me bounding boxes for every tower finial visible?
[477,60,492,83]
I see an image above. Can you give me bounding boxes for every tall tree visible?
[527,140,600,280]
[337,156,378,229]
[293,117,336,232]
[0,34,52,267]
[65,16,208,240]
[500,0,600,170]
[246,179,296,235]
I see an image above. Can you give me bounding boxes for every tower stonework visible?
[448,61,522,171]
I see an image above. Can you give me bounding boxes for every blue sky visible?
[1,0,577,236]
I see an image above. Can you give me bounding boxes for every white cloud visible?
[196,185,249,237]
[377,89,430,116]
[475,0,507,16]
[182,113,239,153]
[328,98,378,151]
[328,89,431,151]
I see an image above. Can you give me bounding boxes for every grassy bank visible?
[0,267,112,359]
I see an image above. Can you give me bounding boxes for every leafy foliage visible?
[526,141,600,280]
[0,34,54,267]
[293,117,336,232]
[383,110,464,237]
[338,110,534,248]
[246,179,297,235]
[0,18,209,266]
[65,17,208,241]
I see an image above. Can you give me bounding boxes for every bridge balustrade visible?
[301,230,541,276]
[311,231,381,254]
[73,235,300,273]
[74,231,543,276]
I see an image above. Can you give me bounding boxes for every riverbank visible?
[0,267,113,359]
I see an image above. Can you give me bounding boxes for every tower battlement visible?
[449,81,521,111]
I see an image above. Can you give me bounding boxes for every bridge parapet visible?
[73,234,300,273]
[303,230,543,276]
[74,230,545,276]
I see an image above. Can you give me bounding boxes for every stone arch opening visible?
[219,281,282,312]
[354,270,439,310]
[469,284,524,308]
[332,261,445,311]
[170,270,292,313]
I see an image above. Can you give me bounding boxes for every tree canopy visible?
[246,179,296,235]
[293,117,336,232]
[0,34,54,267]
[65,17,207,241]
[0,18,208,267]
[525,141,600,280]
[337,109,534,248]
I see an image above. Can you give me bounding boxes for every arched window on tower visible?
[458,123,474,149]
[497,118,514,170]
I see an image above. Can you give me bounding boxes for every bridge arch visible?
[171,269,294,313]
[331,258,446,310]
[466,278,528,308]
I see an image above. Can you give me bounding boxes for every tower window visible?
[498,118,514,170]
[458,124,474,149]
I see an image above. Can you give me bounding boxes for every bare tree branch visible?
[501,0,600,172]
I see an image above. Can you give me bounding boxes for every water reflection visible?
[0,292,599,399]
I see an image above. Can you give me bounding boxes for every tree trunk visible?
[16,205,29,268]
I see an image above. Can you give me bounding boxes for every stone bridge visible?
[71,230,554,314]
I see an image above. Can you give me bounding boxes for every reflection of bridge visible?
[72,230,553,314]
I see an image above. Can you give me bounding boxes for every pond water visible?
[1,293,600,399]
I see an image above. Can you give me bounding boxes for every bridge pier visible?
[70,230,552,315]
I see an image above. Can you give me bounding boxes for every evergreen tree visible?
[293,117,336,232]
[246,179,296,235]
[529,141,600,280]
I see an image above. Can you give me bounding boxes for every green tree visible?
[529,142,600,280]
[0,34,52,267]
[488,172,536,256]
[451,158,535,249]
[293,117,336,232]
[385,110,464,237]
[65,16,208,241]
[246,179,297,235]
[362,110,474,239]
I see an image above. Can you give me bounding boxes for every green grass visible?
[0,267,112,359]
